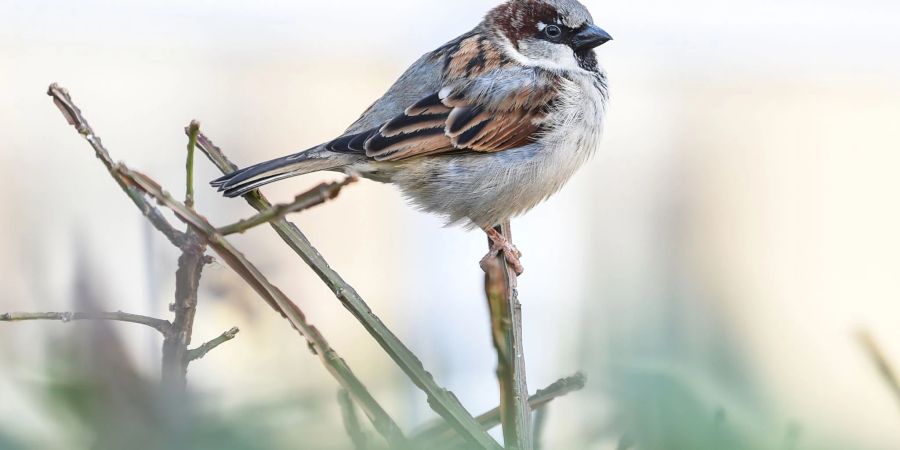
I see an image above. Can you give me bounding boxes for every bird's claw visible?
[481,229,524,276]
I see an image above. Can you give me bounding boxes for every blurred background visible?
[2,0,900,448]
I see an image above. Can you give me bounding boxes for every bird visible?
[211,0,611,275]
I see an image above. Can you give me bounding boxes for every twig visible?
[47,83,186,248]
[114,165,409,448]
[484,222,532,450]
[161,228,207,391]
[532,407,548,450]
[338,389,369,450]
[195,131,502,450]
[217,177,357,236]
[857,329,900,409]
[161,122,209,393]
[0,311,171,334]
[413,373,586,446]
[186,327,240,362]
[46,86,394,439]
[185,121,200,208]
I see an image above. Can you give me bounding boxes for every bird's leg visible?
[480,226,524,276]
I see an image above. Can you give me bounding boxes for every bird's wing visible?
[327,66,562,162]
[342,32,475,134]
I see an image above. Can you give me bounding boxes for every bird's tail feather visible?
[211,148,344,198]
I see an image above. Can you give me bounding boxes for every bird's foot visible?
[480,227,524,276]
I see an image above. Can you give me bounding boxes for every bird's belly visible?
[387,139,595,229]
[365,76,606,229]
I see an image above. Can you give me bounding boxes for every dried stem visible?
[115,166,408,448]
[217,177,357,236]
[187,327,240,362]
[47,83,186,248]
[857,329,900,409]
[338,389,369,450]
[161,229,207,391]
[413,373,586,446]
[484,222,532,450]
[48,86,257,401]
[0,311,171,334]
[195,131,502,450]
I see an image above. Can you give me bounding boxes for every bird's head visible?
[486,0,612,72]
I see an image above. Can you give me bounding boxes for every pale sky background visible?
[2,1,900,449]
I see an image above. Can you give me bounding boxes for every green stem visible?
[185,120,200,208]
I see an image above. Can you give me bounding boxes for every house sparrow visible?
[212,0,611,275]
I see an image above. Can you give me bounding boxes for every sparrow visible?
[212,0,611,275]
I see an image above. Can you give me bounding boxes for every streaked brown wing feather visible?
[363,88,553,162]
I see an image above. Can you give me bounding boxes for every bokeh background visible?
[2,0,900,449]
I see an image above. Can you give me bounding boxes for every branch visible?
[338,389,369,450]
[484,222,532,450]
[195,131,502,450]
[47,83,186,248]
[159,121,209,392]
[0,311,171,335]
[857,329,900,409]
[186,327,240,362]
[413,373,586,446]
[217,177,357,236]
[45,87,403,445]
[185,120,200,208]
[113,165,408,449]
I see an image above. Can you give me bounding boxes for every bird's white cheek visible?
[516,40,582,72]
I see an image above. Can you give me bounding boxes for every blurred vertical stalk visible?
[484,221,532,450]
[857,330,900,410]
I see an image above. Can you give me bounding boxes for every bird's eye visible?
[544,25,562,39]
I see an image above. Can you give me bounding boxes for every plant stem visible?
[186,327,240,362]
[185,120,200,208]
[0,311,171,334]
[47,83,186,248]
[414,374,586,446]
[485,222,532,450]
[118,166,409,448]
[195,131,502,450]
[217,178,356,236]
[532,407,548,450]
[338,389,369,450]
[858,329,900,410]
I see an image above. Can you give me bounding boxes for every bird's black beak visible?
[571,24,613,51]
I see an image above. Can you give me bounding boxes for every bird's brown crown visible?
[486,0,593,48]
